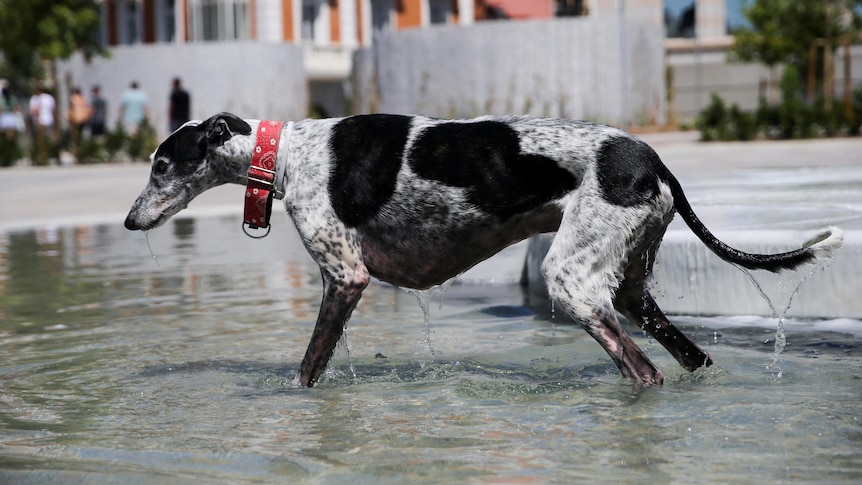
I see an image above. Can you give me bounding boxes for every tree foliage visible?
[730,0,862,74]
[0,0,105,85]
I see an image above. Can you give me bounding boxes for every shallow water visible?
[1,215,861,484]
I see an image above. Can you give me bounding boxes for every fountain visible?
[519,166,862,319]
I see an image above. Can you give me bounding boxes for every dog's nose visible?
[124,213,140,231]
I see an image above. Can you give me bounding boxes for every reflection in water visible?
[0,214,861,483]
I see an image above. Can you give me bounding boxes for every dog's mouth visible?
[125,180,199,232]
[124,212,164,231]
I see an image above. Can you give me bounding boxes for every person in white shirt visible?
[29,84,56,164]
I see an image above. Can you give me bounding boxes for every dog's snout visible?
[124,213,141,231]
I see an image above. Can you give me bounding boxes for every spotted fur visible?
[125,112,843,388]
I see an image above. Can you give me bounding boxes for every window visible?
[429,0,449,24]
[371,0,393,32]
[725,0,749,34]
[664,0,695,38]
[157,0,177,43]
[188,0,251,42]
[302,0,320,40]
[119,0,141,44]
[201,0,219,41]
[555,0,586,17]
[233,0,250,39]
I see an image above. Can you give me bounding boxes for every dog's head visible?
[124,112,252,231]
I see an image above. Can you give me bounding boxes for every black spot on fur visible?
[329,115,411,227]
[155,126,205,164]
[408,121,579,220]
[154,113,252,177]
[596,137,661,207]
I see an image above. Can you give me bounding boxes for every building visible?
[87,1,576,125]
[67,1,859,132]
[95,1,505,120]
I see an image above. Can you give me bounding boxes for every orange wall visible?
[250,0,257,39]
[397,0,422,29]
[330,0,341,42]
[180,0,188,41]
[283,0,295,41]
[356,0,365,44]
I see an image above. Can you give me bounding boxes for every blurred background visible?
[1,0,861,165]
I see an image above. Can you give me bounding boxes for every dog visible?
[125,112,843,387]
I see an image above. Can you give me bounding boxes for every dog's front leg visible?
[296,266,370,387]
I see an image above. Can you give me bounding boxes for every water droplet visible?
[144,230,161,269]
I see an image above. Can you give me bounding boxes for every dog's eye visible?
[154,160,169,175]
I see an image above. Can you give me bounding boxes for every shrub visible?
[696,69,862,141]
[696,93,730,141]
[728,104,757,141]
[849,87,862,136]
[0,136,21,167]
[127,118,157,161]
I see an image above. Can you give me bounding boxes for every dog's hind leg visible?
[612,203,714,372]
[541,188,664,385]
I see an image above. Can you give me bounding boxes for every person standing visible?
[168,77,191,132]
[29,84,56,164]
[119,81,149,135]
[0,80,22,166]
[89,84,107,138]
[67,87,91,156]
[0,80,21,139]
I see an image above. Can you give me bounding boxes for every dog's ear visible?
[200,112,252,147]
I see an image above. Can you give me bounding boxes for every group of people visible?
[70,78,191,138]
[0,81,61,165]
[0,78,191,165]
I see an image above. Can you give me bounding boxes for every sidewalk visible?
[0,163,244,232]
[1,134,860,232]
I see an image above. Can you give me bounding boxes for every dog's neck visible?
[217,120,294,188]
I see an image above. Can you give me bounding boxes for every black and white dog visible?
[125,112,842,387]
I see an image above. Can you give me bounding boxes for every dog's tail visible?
[664,173,843,273]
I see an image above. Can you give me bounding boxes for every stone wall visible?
[352,16,666,125]
[58,42,308,139]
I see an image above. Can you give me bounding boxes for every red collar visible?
[243,120,288,237]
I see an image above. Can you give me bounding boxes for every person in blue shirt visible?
[119,81,149,135]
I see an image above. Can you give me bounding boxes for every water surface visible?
[1,215,860,483]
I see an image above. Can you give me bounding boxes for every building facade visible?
[64,0,857,132]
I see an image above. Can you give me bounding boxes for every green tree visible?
[0,0,105,87]
[729,0,862,92]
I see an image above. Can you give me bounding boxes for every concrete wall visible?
[668,44,862,123]
[57,42,308,139]
[352,16,666,125]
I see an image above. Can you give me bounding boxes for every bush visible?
[0,135,21,167]
[696,73,862,142]
[696,93,730,141]
[74,119,158,164]
[755,96,779,137]
[696,93,757,141]
[849,87,862,136]
[127,118,157,161]
[728,104,757,141]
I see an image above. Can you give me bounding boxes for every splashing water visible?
[144,231,161,269]
[340,327,357,379]
[736,256,834,379]
[404,277,458,365]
